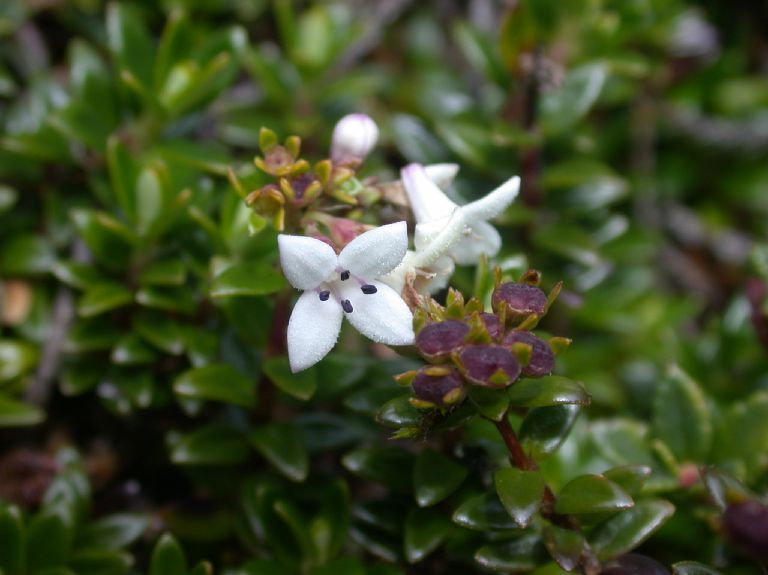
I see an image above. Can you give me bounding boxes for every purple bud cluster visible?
[407,279,560,408]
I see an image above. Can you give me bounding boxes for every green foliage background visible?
[1,0,767,573]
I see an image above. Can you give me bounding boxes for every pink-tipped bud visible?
[331,114,379,163]
[415,320,469,361]
[492,282,548,321]
[503,331,555,377]
[458,344,521,387]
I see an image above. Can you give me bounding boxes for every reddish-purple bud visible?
[458,344,521,387]
[492,282,547,321]
[479,313,503,340]
[416,320,469,360]
[600,554,670,575]
[504,331,555,377]
[412,367,466,407]
[723,500,768,561]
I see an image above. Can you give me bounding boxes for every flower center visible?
[314,270,379,313]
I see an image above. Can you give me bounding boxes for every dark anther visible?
[340,270,350,281]
[318,290,330,301]
[361,284,377,294]
[341,299,353,313]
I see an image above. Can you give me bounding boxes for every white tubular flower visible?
[382,164,520,294]
[403,162,520,265]
[279,221,415,372]
[330,113,379,163]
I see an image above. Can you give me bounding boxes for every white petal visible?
[461,175,520,222]
[424,163,460,189]
[338,221,408,279]
[339,280,414,345]
[287,290,343,372]
[419,255,455,294]
[401,163,457,223]
[409,210,468,269]
[449,220,502,265]
[278,235,337,290]
[331,114,379,162]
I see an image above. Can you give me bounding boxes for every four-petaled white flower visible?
[382,163,520,293]
[330,113,379,163]
[279,221,415,372]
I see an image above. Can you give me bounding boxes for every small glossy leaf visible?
[139,258,186,286]
[540,63,606,134]
[149,533,186,575]
[174,364,256,408]
[111,334,158,366]
[377,394,422,428]
[0,394,45,426]
[507,376,590,408]
[413,449,468,507]
[452,493,515,530]
[78,282,133,317]
[250,422,308,482]
[68,549,133,575]
[603,465,652,496]
[52,261,103,289]
[554,475,633,515]
[210,262,285,298]
[404,507,451,563]
[262,356,316,401]
[343,448,414,493]
[494,468,545,528]
[0,235,55,276]
[591,500,675,559]
[653,365,711,462]
[475,535,542,571]
[542,525,585,571]
[468,386,510,421]
[0,339,38,382]
[78,513,148,550]
[107,3,154,89]
[134,311,184,355]
[171,424,249,466]
[26,507,74,572]
[672,561,724,575]
[135,286,196,314]
[310,479,350,562]
[520,405,580,457]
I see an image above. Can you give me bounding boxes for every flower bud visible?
[415,320,469,361]
[411,367,466,407]
[504,331,555,377]
[600,554,670,575]
[479,313,503,340]
[331,113,379,163]
[492,281,548,322]
[722,500,768,561]
[457,344,521,387]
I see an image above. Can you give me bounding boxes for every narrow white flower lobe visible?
[287,290,344,372]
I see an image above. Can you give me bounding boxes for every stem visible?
[495,416,533,470]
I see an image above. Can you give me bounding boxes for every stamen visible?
[318,290,330,301]
[341,299,353,313]
[361,284,377,294]
[340,270,350,281]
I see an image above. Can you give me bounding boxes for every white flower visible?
[382,164,520,293]
[330,113,379,163]
[279,221,415,372]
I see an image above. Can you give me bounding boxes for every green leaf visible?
[262,357,316,401]
[250,422,309,482]
[68,549,133,575]
[77,513,148,551]
[520,405,580,458]
[210,262,285,298]
[170,424,249,466]
[70,209,133,271]
[590,419,655,467]
[149,534,186,575]
[507,376,590,408]
[343,448,414,493]
[452,493,516,530]
[26,506,74,572]
[602,465,652,496]
[0,235,55,276]
[0,505,24,575]
[0,394,44,426]
[653,365,711,462]
[134,311,185,355]
[672,562,724,575]
[310,479,350,563]
[714,391,768,477]
[111,334,158,366]
[0,184,18,213]
[540,63,607,134]
[404,507,450,564]
[139,258,186,286]
[377,394,422,428]
[554,475,633,515]
[106,136,136,222]
[413,449,468,508]
[174,364,256,408]
[106,3,154,89]
[468,386,510,421]
[474,535,541,572]
[542,525,585,572]
[52,261,104,290]
[78,282,133,318]
[590,500,675,560]
[494,468,546,528]
[0,339,38,382]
